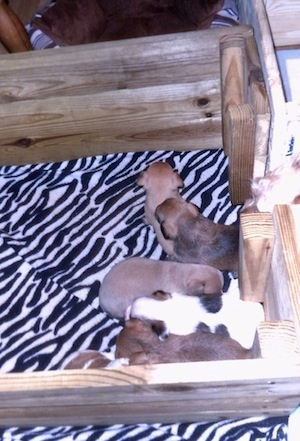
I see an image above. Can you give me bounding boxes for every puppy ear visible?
[185,280,206,297]
[151,320,169,340]
[292,194,300,204]
[187,202,201,216]
[152,290,171,300]
[136,170,147,187]
[173,172,184,189]
[160,220,178,240]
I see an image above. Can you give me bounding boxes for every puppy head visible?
[155,198,199,239]
[126,290,171,340]
[137,162,183,191]
[241,174,278,213]
[241,153,300,213]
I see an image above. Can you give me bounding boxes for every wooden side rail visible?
[239,211,275,303]
[220,32,270,205]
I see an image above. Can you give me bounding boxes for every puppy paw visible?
[125,305,132,321]
[107,358,129,368]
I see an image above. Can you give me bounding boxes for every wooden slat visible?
[237,0,288,170]
[245,33,271,178]
[0,80,221,165]
[0,25,253,165]
[220,33,257,204]
[227,103,256,204]
[239,212,275,302]
[266,206,300,346]
[0,360,300,427]
[258,320,299,359]
[220,33,248,156]
[264,0,300,50]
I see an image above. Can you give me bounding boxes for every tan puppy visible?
[137,161,184,256]
[155,198,239,272]
[99,257,224,319]
[242,152,300,213]
[115,318,252,364]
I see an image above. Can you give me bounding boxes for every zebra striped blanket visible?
[0,149,288,440]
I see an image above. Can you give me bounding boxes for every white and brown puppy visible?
[99,257,224,319]
[126,290,264,350]
[115,318,252,364]
[242,152,300,213]
[137,161,184,256]
[155,197,239,272]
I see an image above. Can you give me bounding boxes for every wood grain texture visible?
[264,0,300,49]
[239,212,275,302]
[258,320,299,359]
[0,25,253,165]
[227,102,255,204]
[0,360,300,427]
[266,206,300,348]
[238,0,288,170]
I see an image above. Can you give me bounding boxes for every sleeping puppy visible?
[137,161,184,256]
[99,257,224,319]
[242,152,300,213]
[62,350,129,369]
[126,290,264,350]
[115,318,253,364]
[155,197,239,272]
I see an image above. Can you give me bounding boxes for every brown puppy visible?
[115,318,252,364]
[242,152,300,213]
[99,257,224,319]
[155,198,239,272]
[137,161,184,256]
[63,350,112,369]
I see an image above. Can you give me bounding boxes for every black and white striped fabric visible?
[0,149,288,440]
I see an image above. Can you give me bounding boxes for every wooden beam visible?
[258,320,300,359]
[0,25,253,165]
[220,33,248,156]
[237,0,288,170]
[239,212,275,302]
[0,360,300,427]
[220,34,256,204]
[265,206,300,349]
[264,0,300,50]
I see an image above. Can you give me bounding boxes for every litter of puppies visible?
[70,155,300,368]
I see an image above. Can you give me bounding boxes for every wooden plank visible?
[239,212,275,302]
[264,0,300,50]
[0,25,253,102]
[0,25,253,165]
[238,0,289,170]
[245,33,271,178]
[258,320,299,359]
[0,360,300,426]
[227,103,255,204]
[220,33,248,156]
[265,206,300,350]
[0,80,221,165]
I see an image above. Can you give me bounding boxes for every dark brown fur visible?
[155,197,239,272]
[115,318,252,364]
